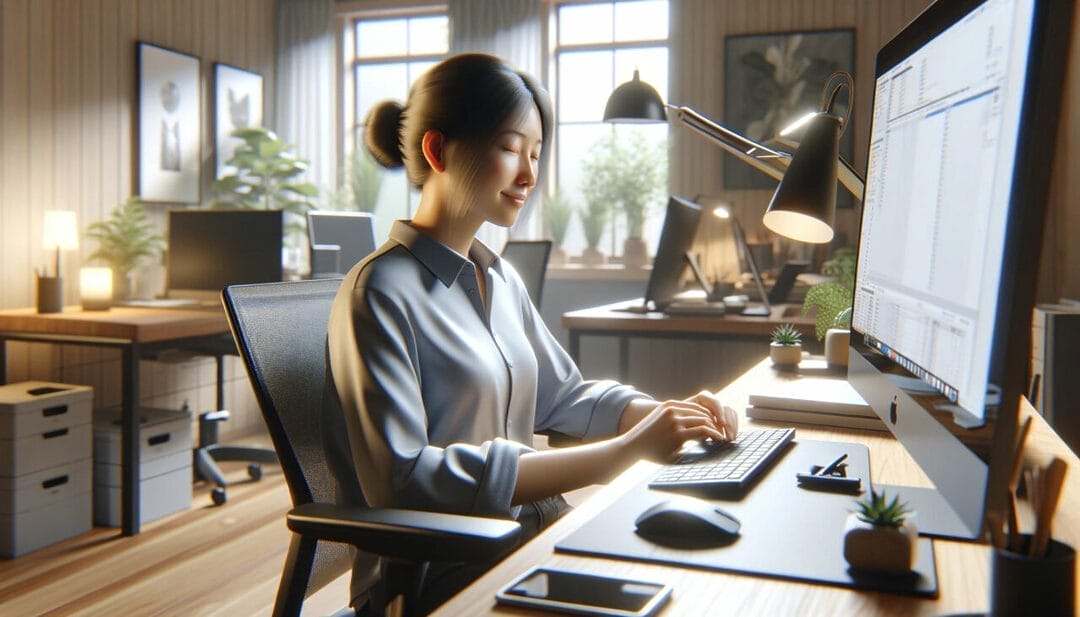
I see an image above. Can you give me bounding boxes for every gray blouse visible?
[327,221,647,518]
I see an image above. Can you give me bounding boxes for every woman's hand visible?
[683,390,739,441]
[617,397,728,463]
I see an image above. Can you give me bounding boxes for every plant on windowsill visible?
[543,190,573,267]
[85,196,165,300]
[843,489,918,574]
[580,131,667,268]
[578,197,610,267]
[769,322,803,368]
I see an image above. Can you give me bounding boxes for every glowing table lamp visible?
[603,71,864,244]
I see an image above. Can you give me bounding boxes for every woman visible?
[326,53,737,610]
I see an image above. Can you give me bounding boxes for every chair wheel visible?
[211,487,227,506]
[248,464,263,481]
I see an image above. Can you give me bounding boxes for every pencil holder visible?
[36,276,63,313]
[990,535,1075,616]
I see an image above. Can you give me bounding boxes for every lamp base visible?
[37,277,63,313]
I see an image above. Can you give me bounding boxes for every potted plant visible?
[85,196,165,300]
[803,247,856,341]
[769,323,803,368]
[578,199,610,267]
[580,131,667,268]
[843,489,918,573]
[543,191,574,267]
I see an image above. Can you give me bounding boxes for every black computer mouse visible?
[634,497,741,542]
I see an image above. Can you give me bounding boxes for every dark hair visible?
[364,53,553,190]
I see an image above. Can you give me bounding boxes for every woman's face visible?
[459,103,543,228]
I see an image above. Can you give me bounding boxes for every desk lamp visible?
[603,70,864,244]
[39,210,79,313]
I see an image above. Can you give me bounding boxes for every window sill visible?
[547,264,651,281]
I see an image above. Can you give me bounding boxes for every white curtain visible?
[448,0,543,248]
[275,0,335,196]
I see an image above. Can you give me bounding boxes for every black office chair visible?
[500,239,552,308]
[222,279,521,617]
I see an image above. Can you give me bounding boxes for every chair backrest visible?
[307,211,376,277]
[222,278,353,595]
[501,239,552,308]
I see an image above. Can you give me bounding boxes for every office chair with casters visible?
[500,239,552,308]
[222,279,522,617]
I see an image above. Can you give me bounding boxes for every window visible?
[341,11,449,241]
[554,0,669,262]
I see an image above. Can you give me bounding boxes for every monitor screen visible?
[167,209,283,299]
[307,211,377,277]
[643,196,703,311]
[848,0,1071,539]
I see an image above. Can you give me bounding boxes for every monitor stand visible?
[873,484,977,541]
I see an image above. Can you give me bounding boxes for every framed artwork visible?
[137,42,201,204]
[214,63,264,180]
[724,28,855,205]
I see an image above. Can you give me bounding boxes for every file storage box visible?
[93,406,192,527]
[0,381,93,557]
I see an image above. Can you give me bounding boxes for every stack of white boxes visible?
[93,406,192,527]
[0,381,93,558]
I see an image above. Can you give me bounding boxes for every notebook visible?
[746,377,886,431]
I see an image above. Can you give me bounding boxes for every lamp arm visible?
[670,105,866,200]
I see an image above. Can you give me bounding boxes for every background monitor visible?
[167,209,283,300]
[307,210,376,277]
[640,196,703,311]
[847,0,1072,539]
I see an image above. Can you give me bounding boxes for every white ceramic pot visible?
[824,328,850,367]
[769,342,802,368]
[842,513,918,573]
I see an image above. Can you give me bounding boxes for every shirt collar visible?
[389,220,506,287]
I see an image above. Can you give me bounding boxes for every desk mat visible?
[557,439,938,597]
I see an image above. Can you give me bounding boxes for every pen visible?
[818,453,848,476]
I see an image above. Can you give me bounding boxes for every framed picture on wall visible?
[214,63,264,180]
[137,42,201,204]
[724,28,855,205]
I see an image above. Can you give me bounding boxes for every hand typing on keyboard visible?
[616,391,739,464]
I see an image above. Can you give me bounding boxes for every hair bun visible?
[364,101,406,168]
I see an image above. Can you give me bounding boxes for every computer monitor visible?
[167,209,283,301]
[307,211,377,277]
[847,0,1072,540]
[635,196,703,312]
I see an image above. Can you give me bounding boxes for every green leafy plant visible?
[580,130,667,239]
[803,247,856,340]
[853,489,911,528]
[543,191,574,248]
[770,323,803,346]
[346,147,383,213]
[578,199,610,251]
[85,196,165,278]
[212,127,318,215]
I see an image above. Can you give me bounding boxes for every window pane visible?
[357,19,407,57]
[614,1,668,42]
[558,51,614,123]
[558,3,612,45]
[356,64,408,123]
[614,47,668,102]
[408,16,448,54]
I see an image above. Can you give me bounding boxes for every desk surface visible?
[562,299,816,338]
[0,305,228,343]
[435,358,1080,616]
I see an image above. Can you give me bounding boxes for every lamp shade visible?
[603,70,667,123]
[42,210,79,250]
[762,113,840,244]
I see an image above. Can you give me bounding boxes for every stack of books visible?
[746,377,887,431]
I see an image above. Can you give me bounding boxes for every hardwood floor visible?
[0,438,352,617]
[0,434,602,616]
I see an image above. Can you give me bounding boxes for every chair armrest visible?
[286,502,521,564]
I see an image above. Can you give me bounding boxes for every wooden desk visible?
[563,299,817,397]
[436,359,1080,616]
[0,306,230,535]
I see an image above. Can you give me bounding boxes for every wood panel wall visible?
[0,0,278,310]
[670,0,1080,303]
